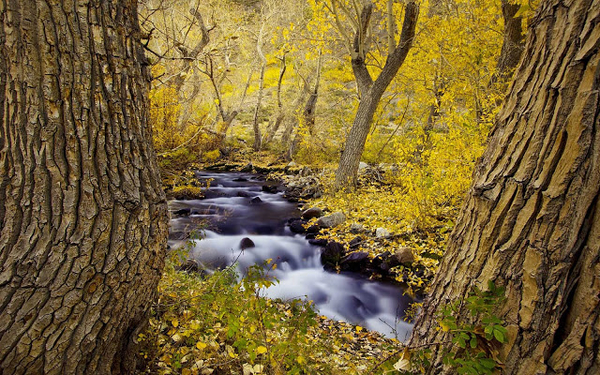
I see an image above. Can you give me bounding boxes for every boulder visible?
[375,227,391,238]
[289,218,306,233]
[306,225,320,234]
[372,251,392,272]
[240,237,255,250]
[340,251,370,272]
[316,212,346,228]
[233,177,248,182]
[262,185,278,194]
[321,241,345,269]
[301,207,323,220]
[308,238,328,247]
[392,247,415,265]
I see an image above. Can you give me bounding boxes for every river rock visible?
[233,177,248,182]
[301,207,323,220]
[341,251,370,272]
[392,247,415,265]
[349,223,365,234]
[289,218,306,233]
[321,241,345,269]
[262,185,278,194]
[316,212,346,228]
[250,197,263,205]
[375,227,391,238]
[372,251,392,272]
[240,237,255,250]
[309,238,328,246]
[237,191,252,198]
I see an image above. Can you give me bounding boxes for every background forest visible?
[135,0,530,373]
[140,0,526,290]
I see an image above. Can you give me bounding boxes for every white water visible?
[169,172,414,340]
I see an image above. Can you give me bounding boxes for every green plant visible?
[437,281,507,374]
[383,281,507,375]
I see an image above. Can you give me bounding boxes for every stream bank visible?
[168,171,415,340]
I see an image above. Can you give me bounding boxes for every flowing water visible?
[168,171,414,340]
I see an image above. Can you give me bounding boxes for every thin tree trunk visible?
[409,0,600,372]
[253,63,266,151]
[0,1,168,374]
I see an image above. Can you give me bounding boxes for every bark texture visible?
[0,1,168,374]
[409,0,600,373]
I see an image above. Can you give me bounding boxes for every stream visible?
[168,171,414,340]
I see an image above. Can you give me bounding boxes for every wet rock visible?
[375,227,391,238]
[237,191,252,198]
[308,238,328,247]
[305,233,316,240]
[173,208,191,217]
[233,177,248,182]
[249,197,263,205]
[301,207,323,220]
[321,241,345,269]
[316,212,346,228]
[372,251,392,272]
[341,251,370,272]
[306,225,320,234]
[289,218,306,233]
[262,185,278,194]
[240,237,255,250]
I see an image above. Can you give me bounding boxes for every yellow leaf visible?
[196,341,207,350]
[355,326,363,333]
[172,319,179,328]
[256,346,268,355]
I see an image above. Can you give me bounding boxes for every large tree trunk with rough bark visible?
[408,0,600,372]
[0,1,168,374]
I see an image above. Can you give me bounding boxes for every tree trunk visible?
[496,0,525,78]
[408,0,600,372]
[252,63,266,151]
[334,1,419,189]
[0,1,168,374]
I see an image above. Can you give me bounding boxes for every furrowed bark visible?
[409,0,600,372]
[0,1,168,374]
